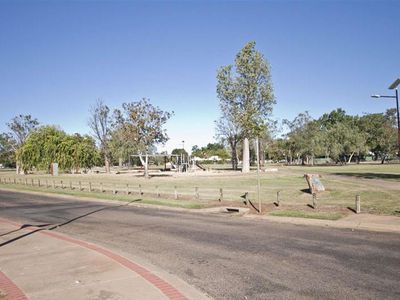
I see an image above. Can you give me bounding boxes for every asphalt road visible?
[1,190,400,300]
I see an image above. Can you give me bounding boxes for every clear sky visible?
[1,0,399,153]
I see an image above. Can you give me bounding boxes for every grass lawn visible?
[0,162,399,216]
[269,210,344,220]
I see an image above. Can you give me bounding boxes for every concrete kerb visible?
[1,187,399,234]
[0,217,210,300]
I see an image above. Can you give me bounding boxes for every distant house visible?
[192,156,205,161]
[207,155,222,161]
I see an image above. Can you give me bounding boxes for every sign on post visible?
[304,174,325,194]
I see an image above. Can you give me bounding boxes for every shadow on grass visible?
[333,172,400,180]
[347,207,356,213]
[300,188,311,194]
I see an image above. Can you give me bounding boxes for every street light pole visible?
[371,78,400,157]
[395,88,400,155]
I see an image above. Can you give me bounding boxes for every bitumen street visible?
[0,189,400,299]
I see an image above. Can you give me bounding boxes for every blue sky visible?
[1,0,399,153]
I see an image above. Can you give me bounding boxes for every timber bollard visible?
[219,188,223,202]
[194,187,199,199]
[31,179,34,186]
[61,180,64,189]
[174,186,178,199]
[126,184,129,195]
[355,195,361,214]
[13,178,16,184]
[312,193,317,209]
[46,179,48,188]
[139,184,142,195]
[100,183,104,192]
[69,181,72,190]
[89,182,92,192]
[156,185,160,197]
[79,181,82,191]
[25,178,28,186]
[38,179,41,187]
[113,184,117,194]
[276,191,280,206]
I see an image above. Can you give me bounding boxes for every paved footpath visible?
[0,218,209,300]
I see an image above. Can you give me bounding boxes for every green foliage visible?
[7,114,39,146]
[112,98,172,153]
[17,126,99,173]
[191,143,229,159]
[0,133,16,167]
[171,148,188,156]
[217,41,275,138]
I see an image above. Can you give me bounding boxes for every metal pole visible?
[396,89,400,157]
[255,138,261,214]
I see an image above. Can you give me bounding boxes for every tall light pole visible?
[371,78,400,157]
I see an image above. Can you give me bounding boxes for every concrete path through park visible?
[0,218,208,300]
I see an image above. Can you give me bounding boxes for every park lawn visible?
[269,210,344,220]
[0,163,399,215]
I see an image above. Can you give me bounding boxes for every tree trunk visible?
[104,154,110,173]
[347,152,355,164]
[230,141,238,170]
[138,154,149,178]
[381,155,386,164]
[242,138,250,173]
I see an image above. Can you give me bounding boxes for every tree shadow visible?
[300,188,311,194]
[0,199,141,248]
[333,172,400,180]
[0,223,52,237]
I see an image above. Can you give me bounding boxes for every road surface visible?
[0,190,399,299]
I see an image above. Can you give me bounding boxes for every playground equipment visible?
[129,153,205,175]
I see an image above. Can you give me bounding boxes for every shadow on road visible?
[0,199,141,248]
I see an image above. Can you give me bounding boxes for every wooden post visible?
[126,184,129,195]
[25,178,28,186]
[195,187,199,199]
[276,191,280,206]
[69,181,72,190]
[8,177,11,183]
[174,186,178,200]
[79,181,82,191]
[31,179,34,186]
[61,180,64,189]
[219,188,223,202]
[100,182,104,193]
[38,179,41,187]
[156,185,160,197]
[45,179,48,188]
[89,182,92,192]
[356,195,361,214]
[13,178,16,184]
[113,184,117,194]
[139,184,142,195]
[52,180,55,189]
[312,193,317,209]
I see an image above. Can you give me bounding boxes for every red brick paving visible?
[0,270,28,300]
[0,217,188,300]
